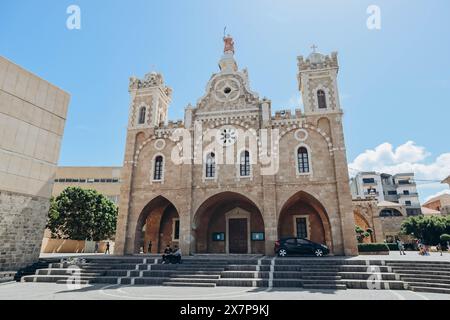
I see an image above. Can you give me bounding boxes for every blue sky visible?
[1,0,449,202]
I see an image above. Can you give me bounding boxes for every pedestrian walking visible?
[397,239,406,255]
[94,241,99,254]
[437,243,443,256]
[105,241,110,254]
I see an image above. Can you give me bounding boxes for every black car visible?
[274,237,330,257]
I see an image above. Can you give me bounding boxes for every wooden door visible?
[228,218,248,253]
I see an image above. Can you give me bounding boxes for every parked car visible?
[274,237,330,257]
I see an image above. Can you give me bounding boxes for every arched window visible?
[138,106,146,124]
[153,156,163,180]
[205,153,215,178]
[317,90,327,109]
[240,151,250,177]
[297,147,310,173]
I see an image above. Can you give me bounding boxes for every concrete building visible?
[0,56,70,271]
[423,194,450,216]
[52,166,122,205]
[350,172,422,216]
[115,36,358,256]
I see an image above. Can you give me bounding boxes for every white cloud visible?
[349,141,450,202]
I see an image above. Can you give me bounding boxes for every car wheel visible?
[314,249,323,257]
[278,249,287,257]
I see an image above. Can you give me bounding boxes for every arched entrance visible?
[193,192,265,254]
[353,211,373,243]
[135,196,180,254]
[278,191,333,251]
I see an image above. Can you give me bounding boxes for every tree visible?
[400,215,448,245]
[47,187,118,241]
[440,234,450,243]
[355,225,372,243]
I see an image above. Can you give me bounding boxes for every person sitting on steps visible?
[169,245,182,264]
[162,244,172,264]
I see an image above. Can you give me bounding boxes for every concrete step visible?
[405,282,450,289]
[344,279,406,290]
[171,274,221,279]
[171,270,223,275]
[22,275,99,283]
[391,269,450,275]
[166,278,218,284]
[163,282,216,287]
[56,279,90,285]
[339,265,392,272]
[398,274,450,281]
[390,265,450,271]
[338,272,399,281]
[35,269,104,276]
[410,286,450,294]
[221,271,258,278]
[176,268,225,272]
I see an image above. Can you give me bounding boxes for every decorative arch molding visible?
[279,122,335,156]
[277,190,334,250]
[354,211,372,229]
[132,194,181,253]
[193,191,264,225]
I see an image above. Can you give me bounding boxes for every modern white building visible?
[350,172,422,216]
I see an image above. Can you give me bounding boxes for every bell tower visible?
[127,71,172,129]
[297,47,341,115]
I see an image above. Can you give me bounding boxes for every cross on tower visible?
[311,44,318,53]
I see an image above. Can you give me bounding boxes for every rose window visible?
[218,128,237,146]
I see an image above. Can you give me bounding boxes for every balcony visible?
[395,180,416,186]
[398,192,419,197]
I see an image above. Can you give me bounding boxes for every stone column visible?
[114,131,138,255]
[262,176,277,256]
[330,115,358,256]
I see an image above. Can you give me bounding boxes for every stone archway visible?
[353,211,373,243]
[193,192,265,254]
[134,196,180,254]
[278,191,333,252]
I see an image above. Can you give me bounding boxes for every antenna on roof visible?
[223,26,227,37]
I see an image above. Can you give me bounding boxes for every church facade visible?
[114,36,358,256]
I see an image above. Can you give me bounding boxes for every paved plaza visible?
[0,281,449,300]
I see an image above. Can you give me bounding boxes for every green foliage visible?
[355,225,372,243]
[440,234,450,242]
[47,187,118,241]
[358,243,390,252]
[400,215,450,245]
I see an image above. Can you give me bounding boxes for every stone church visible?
[114,36,358,256]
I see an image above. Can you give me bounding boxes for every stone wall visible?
[0,56,69,271]
[0,191,49,271]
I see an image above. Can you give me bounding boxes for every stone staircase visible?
[19,256,450,293]
[385,260,450,294]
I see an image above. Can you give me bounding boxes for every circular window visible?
[224,87,232,94]
[217,128,237,147]
[294,129,308,142]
